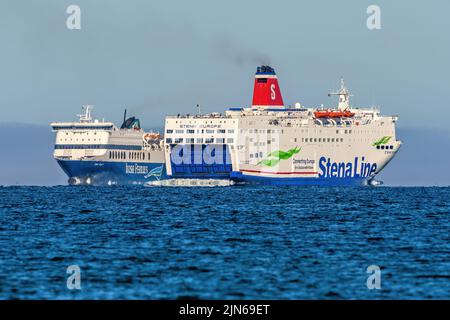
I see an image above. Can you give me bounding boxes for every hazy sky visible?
[1,0,449,129]
[0,1,449,186]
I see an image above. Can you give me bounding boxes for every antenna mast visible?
[78,105,93,122]
[328,78,353,111]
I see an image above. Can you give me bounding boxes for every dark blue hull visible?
[230,171,369,186]
[57,159,166,185]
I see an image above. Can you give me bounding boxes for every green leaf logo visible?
[258,147,301,167]
[373,136,392,146]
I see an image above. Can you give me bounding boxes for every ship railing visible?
[166,114,232,119]
[142,143,162,151]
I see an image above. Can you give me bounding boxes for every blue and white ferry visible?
[51,106,166,185]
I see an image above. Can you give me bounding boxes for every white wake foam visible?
[145,179,235,187]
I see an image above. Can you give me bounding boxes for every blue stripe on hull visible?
[230,171,368,186]
[169,144,233,178]
[56,159,166,185]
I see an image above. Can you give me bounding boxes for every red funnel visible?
[251,66,284,109]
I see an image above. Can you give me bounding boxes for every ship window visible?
[166,129,173,134]
[349,130,352,134]
[332,138,335,142]
[257,78,267,83]
[166,138,172,144]
[217,129,226,134]
[175,138,183,143]
[390,145,394,149]
[318,138,321,142]
[196,138,203,143]
[376,146,380,149]
[227,138,234,143]
[187,129,195,134]
[314,138,317,142]
[228,129,235,134]
[341,138,344,142]
[381,145,385,149]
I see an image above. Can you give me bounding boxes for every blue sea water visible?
[0,185,449,300]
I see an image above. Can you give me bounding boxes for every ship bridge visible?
[51,106,114,131]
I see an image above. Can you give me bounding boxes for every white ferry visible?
[163,66,401,186]
[51,106,166,185]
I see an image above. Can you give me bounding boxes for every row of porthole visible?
[109,151,150,160]
[377,145,394,150]
[302,137,344,143]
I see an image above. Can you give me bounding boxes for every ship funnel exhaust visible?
[251,66,284,109]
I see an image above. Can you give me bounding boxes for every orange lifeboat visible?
[314,109,355,119]
[143,133,161,141]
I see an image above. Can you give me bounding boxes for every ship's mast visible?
[328,78,352,111]
[78,105,93,123]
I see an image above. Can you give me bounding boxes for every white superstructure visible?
[51,106,166,185]
[163,66,401,186]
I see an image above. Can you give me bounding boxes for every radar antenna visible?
[78,105,93,122]
[328,78,353,111]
